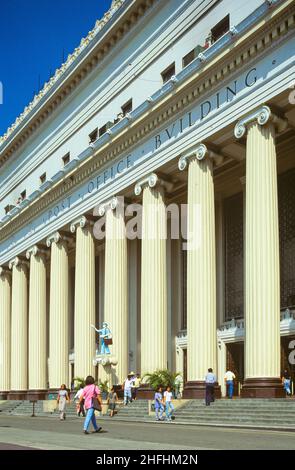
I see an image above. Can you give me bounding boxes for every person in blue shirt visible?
[154,386,165,421]
[205,368,216,406]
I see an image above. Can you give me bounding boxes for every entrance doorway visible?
[281,335,295,394]
[226,342,244,396]
[183,349,187,384]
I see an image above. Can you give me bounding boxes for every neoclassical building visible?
[0,0,295,400]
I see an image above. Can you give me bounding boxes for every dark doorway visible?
[183,349,187,384]
[226,342,244,396]
[281,335,295,394]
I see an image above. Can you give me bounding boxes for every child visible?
[154,386,165,421]
[164,385,175,421]
[74,384,85,417]
[107,386,118,417]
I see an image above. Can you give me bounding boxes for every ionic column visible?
[9,257,28,398]
[98,197,128,385]
[234,106,287,397]
[26,246,47,398]
[0,267,11,398]
[178,144,222,398]
[71,216,96,380]
[47,232,69,389]
[135,174,171,375]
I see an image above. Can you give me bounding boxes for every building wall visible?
[0,0,264,215]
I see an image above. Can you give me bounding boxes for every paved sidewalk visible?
[0,415,295,450]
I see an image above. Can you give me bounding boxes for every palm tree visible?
[143,370,182,391]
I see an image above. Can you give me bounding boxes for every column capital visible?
[46,230,72,248]
[97,196,121,217]
[26,245,48,260]
[8,256,28,270]
[178,143,223,171]
[234,105,288,139]
[70,215,96,233]
[0,266,11,277]
[134,173,173,196]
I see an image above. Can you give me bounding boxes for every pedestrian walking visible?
[74,385,86,417]
[133,373,141,400]
[154,386,165,421]
[123,374,134,405]
[164,385,175,421]
[224,369,236,399]
[81,375,102,434]
[205,368,216,406]
[57,384,70,420]
[107,386,118,417]
[282,369,292,396]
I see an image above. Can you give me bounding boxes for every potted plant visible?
[98,380,109,400]
[143,369,182,394]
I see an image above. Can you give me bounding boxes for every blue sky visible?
[0,0,112,136]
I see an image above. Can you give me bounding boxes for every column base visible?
[27,389,48,401]
[136,384,155,400]
[183,381,221,399]
[7,390,28,400]
[241,377,285,398]
[0,391,9,400]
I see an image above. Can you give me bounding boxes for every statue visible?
[91,322,112,355]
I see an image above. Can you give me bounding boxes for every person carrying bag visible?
[81,375,102,434]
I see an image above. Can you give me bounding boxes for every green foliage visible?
[143,370,182,391]
[73,377,85,390]
[98,379,109,393]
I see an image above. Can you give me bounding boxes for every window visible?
[183,50,195,68]
[161,63,175,84]
[62,153,70,166]
[40,173,47,185]
[4,205,13,214]
[20,190,26,200]
[89,128,98,144]
[99,121,113,137]
[211,14,230,43]
[121,99,133,116]
[224,192,244,320]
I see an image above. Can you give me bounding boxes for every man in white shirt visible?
[164,386,174,421]
[123,374,134,405]
[224,369,236,399]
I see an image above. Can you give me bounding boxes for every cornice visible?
[0,0,156,166]
[0,1,294,243]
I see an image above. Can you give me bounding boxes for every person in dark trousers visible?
[205,368,216,406]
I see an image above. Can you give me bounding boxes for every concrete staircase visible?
[173,399,295,429]
[110,400,150,421]
[2,398,295,430]
[0,400,23,414]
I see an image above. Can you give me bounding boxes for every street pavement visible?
[0,414,294,450]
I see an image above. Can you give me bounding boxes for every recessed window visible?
[20,190,26,200]
[183,50,196,68]
[211,14,230,43]
[62,153,70,166]
[89,128,98,144]
[40,173,47,185]
[121,99,133,116]
[161,63,175,84]
[99,122,113,137]
[4,205,11,214]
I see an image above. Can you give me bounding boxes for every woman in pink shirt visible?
[81,375,102,434]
